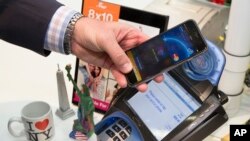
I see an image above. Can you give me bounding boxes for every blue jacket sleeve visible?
[0,0,63,56]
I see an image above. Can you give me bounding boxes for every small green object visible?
[66,64,95,138]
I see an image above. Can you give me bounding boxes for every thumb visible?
[102,40,132,74]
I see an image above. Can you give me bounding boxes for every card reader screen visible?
[128,73,201,140]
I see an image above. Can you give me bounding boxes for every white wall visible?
[0,0,82,104]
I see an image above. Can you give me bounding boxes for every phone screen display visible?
[126,20,207,85]
[128,73,201,140]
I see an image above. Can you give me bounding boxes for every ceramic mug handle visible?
[8,117,25,137]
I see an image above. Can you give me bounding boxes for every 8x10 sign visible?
[83,0,120,22]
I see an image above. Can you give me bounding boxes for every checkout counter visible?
[0,0,249,141]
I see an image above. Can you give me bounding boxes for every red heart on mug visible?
[35,119,49,130]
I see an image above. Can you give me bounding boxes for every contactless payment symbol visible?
[182,40,225,85]
[35,119,49,130]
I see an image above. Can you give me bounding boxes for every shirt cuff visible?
[44,6,80,54]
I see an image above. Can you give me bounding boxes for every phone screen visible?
[126,20,207,86]
[127,73,202,140]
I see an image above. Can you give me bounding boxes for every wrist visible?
[64,12,83,55]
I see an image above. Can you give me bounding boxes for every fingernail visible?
[122,62,132,73]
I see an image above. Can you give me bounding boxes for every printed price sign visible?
[83,0,121,22]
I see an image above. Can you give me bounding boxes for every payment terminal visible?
[95,40,228,141]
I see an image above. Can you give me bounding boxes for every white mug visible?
[8,101,55,141]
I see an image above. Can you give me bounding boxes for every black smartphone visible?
[125,20,208,87]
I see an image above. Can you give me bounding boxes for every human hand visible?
[71,17,163,92]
